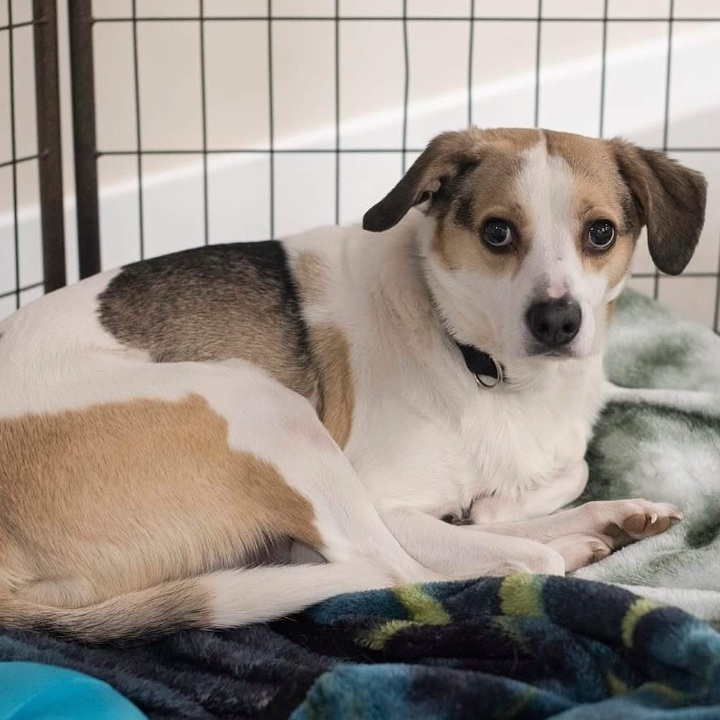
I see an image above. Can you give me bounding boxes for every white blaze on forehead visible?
[514,139,583,292]
[509,137,611,357]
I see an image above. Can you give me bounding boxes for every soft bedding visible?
[576,289,720,624]
[1,288,719,719]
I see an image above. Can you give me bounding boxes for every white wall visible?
[1,0,720,326]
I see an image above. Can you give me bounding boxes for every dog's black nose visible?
[526,297,582,348]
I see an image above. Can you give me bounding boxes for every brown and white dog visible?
[0,128,707,643]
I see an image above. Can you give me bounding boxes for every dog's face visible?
[364,128,707,361]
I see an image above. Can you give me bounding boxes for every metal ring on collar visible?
[473,359,504,389]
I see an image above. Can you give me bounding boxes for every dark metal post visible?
[68,0,101,277]
[33,0,66,292]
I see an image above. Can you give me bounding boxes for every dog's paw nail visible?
[649,513,658,525]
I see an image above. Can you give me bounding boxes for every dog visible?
[0,128,707,643]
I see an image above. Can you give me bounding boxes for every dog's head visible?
[363,128,707,361]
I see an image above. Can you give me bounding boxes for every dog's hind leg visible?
[184,361,445,586]
[1,356,443,643]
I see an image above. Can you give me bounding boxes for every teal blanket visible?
[2,575,719,718]
[292,576,720,719]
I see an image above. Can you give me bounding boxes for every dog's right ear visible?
[363,130,482,233]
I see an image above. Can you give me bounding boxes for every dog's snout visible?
[526,296,582,348]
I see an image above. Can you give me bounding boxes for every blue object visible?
[0,662,146,720]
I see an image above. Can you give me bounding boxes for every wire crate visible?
[1,0,719,330]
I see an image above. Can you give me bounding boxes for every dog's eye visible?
[483,219,513,249]
[587,220,616,250]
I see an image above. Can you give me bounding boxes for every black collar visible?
[454,340,505,389]
[425,287,505,389]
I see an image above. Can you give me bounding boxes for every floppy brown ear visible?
[363,130,482,233]
[610,139,707,275]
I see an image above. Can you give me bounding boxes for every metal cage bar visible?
[34,0,66,292]
[1,0,66,309]
[68,0,100,277]
[57,2,720,332]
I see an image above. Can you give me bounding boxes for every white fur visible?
[203,562,394,626]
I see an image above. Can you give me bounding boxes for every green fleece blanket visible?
[575,289,720,625]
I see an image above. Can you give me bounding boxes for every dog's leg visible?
[381,507,566,577]
[190,362,445,586]
[469,461,590,525]
[470,498,683,571]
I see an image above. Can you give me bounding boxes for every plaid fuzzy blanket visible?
[1,289,719,719]
[1,576,720,718]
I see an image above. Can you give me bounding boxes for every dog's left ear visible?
[610,139,707,275]
[363,130,481,233]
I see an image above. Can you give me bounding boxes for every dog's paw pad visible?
[621,506,682,539]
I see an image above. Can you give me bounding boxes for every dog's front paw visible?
[590,499,684,546]
[548,533,612,572]
[486,546,566,577]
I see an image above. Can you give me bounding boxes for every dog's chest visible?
[458,387,594,499]
[351,368,602,517]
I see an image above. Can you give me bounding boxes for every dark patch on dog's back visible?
[99,242,318,399]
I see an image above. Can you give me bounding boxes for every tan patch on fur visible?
[0,395,323,608]
[431,132,542,276]
[285,255,354,447]
[294,251,328,306]
[585,238,635,293]
[0,574,213,643]
[309,326,355,448]
[606,299,617,324]
[544,130,639,293]
[427,129,639,287]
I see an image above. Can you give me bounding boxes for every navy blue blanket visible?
[1,575,720,719]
